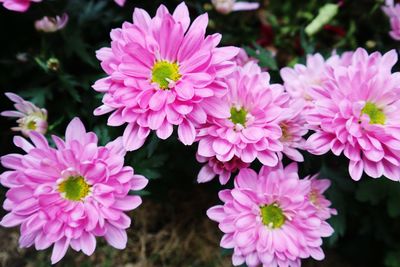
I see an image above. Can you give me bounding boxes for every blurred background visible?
[1,0,400,266]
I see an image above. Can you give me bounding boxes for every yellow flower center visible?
[280,122,291,141]
[309,189,319,206]
[230,107,247,125]
[151,60,181,89]
[260,204,286,228]
[361,102,386,125]
[58,176,91,201]
[26,120,37,130]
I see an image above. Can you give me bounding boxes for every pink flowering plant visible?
[2,0,400,266]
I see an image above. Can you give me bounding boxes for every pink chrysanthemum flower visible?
[233,48,257,67]
[278,99,308,162]
[207,163,334,267]
[0,118,148,264]
[35,13,69,33]
[196,155,249,184]
[306,48,400,181]
[382,0,400,40]
[0,0,41,12]
[280,52,353,104]
[1,92,48,136]
[306,176,337,220]
[196,61,285,167]
[211,0,260,15]
[93,2,239,151]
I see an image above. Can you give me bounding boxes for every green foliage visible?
[356,179,400,218]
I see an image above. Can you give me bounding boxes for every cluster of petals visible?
[1,92,48,136]
[0,118,148,264]
[0,0,41,12]
[211,0,260,15]
[280,52,353,105]
[35,13,69,33]
[277,97,308,162]
[93,2,239,151]
[196,154,249,184]
[382,0,400,40]
[196,61,286,170]
[306,176,337,220]
[207,163,334,267]
[305,48,400,181]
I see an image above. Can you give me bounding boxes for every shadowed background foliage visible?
[1,0,400,266]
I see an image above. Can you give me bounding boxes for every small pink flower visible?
[382,0,400,40]
[233,48,257,66]
[0,0,41,12]
[35,13,69,33]
[93,2,239,151]
[278,99,308,162]
[280,52,352,104]
[1,92,48,136]
[211,0,259,15]
[196,61,285,167]
[0,118,148,264]
[207,163,334,267]
[305,48,400,181]
[196,155,249,184]
[306,176,337,220]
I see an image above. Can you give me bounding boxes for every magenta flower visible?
[196,61,285,167]
[233,48,257,67]
[0,0,41,12]
[280,54,332,104]
[306,176,337,220]
[1,92,48,136]
[196,155,249,184]
[280,52,352,104]
[278,99,308,162]
[306,48,400,181]
[211,0,260,15]
[0,118,148,264]
[382,0,400,40]
[35,13,69,33]
[207,163,334,267]
[93,2,239,151]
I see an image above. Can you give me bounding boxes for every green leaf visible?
[385,251,400,267]
[243,44,278,70]
[300,30,315,54]
[305,4,339,36]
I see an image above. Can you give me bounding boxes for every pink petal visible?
[206,206,225,222]
[51,237,70,264]
[178,120,195,145]
[132,8,152,30]
[123,124,147,151]
[80,232,96,256]
[200,98,230,119]
[113,196,142,211]
[156,121,174,140]
[173,2,190,32]
[0,213,25,227]
[197,165,216,183]
[257,151,278,167]
[212,139,232,155]
[65,117,87,145]
[349,160,364,181]
[104,225,127,249]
